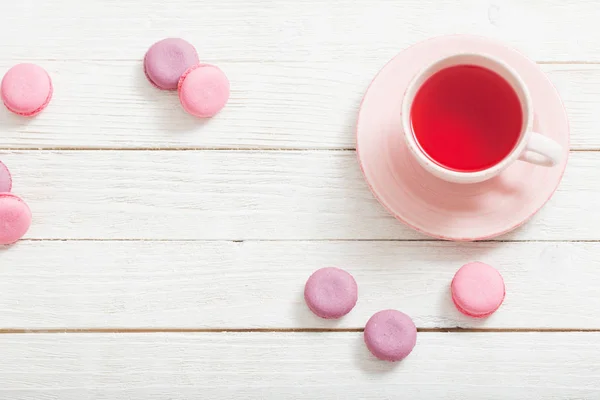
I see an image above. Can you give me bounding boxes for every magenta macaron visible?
[178,64,230,118]
[144,38,200,90]
[451,262,505,318]
[1,63,53,117]
[304,267,358,319]
[364,310,417,362]
[0,193,32,245]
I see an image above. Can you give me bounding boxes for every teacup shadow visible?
[133,63,206,134]
[484,174,522,195]
[533,112,542,132]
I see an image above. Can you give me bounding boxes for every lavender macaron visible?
[144,38,199,90]
[364,310,417,362]
[304,267,358,319]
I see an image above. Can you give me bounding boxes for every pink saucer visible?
[356,35,569,241]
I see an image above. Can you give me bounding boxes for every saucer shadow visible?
[438,240,503,263]
[133,63,207,134]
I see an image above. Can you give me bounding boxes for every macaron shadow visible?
[437,287,488,329]
[352,334,399,374]
[0,104,36,129]
[293,291,346,328]
[134,63,207,133]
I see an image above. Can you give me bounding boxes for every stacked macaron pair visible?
[304,262,505,363]
[0,65,43,246]
[0,162,32,245]
[144,38,230,118]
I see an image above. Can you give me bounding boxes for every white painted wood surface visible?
[2,0,600,397]
[0,241,598,329]
[2,150,599,240]
[3,0,600,62]
[0,333,599,399]
[0,62,598,150]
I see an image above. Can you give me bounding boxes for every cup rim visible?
[401,53,534,183]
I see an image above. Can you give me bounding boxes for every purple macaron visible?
[364,310,417,362]
[304,267,358,319]
[144,38,200,90]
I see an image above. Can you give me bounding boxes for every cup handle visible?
[518,132,563,167]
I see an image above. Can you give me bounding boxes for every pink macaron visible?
[1,63,53,116]
[0,193,32,245]
[304,267,358,319]
[178,64,229,118]
[0,161,12,193]
[451,262,505,318]
[364,310,417,362]
[144,38,200,90]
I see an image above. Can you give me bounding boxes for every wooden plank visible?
[2,0,600,62]
[0,62,597,150]
[0,240,598,329]
[0,150,597,240]
[0,332,598,399]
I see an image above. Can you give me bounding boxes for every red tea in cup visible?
[410,65,523,172]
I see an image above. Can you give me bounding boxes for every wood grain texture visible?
[0,150,596,240]
[2,0,600,63]
[0,332,599,399]
[0,240,599,329]
[0,62,597,149]
[0,0,598,396]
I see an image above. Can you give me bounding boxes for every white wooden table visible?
[1,0,600,398]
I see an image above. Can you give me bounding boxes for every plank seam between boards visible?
[14,239,600,243]
[0,148,598,152]
[0,148,358,152]
[0,328,599,334]
[0,59,598,64]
